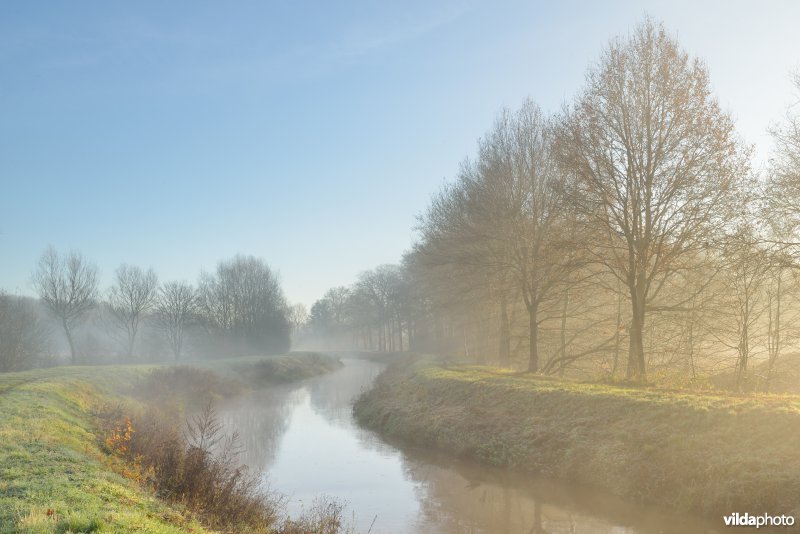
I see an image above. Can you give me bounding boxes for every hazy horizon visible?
[2,0,799,308]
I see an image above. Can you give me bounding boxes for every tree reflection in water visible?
[216,359,724,534]
[216,384,296,472]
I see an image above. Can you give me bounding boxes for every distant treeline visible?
[0,252,292,371]
[303,20,800,392]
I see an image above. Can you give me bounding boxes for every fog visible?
[2,8,800,534]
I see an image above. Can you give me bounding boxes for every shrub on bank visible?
[98,362,350,533]
[229,352,344,385]
[132,365,244,407]
[100,402,279,532]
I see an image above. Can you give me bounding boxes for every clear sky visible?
[2,1,799,308]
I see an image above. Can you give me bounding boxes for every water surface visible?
[217,358,727,533]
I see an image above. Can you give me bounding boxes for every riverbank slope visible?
[353,357,800,518]
[0,352,342,533]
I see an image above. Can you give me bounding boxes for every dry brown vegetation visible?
[132,365,245,407]
[354,357,800,518]
[227,351,344,386]
[94,359,349,533]
[99,402,280,532]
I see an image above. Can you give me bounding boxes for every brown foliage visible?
[100,401,278,532]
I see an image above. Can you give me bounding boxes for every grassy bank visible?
[217,351,344,385]
[353,357,800,518]
[0,352,341,533]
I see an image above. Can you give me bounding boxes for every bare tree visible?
[422,101,586,371]
[306,287,352,348]
[108,264,159,358]
[713,225,772,391]
[155,281,196,361]
[480,101,584,372]
[413,176,503,362]
[766,73,800,237]
[759,74,800,390]
[32,247,99,363]
[197,255,291,355]
[557,20,749,381]
[413,104,565,369]
[763,250,798,392]
[0,293,50,372]
[288,302,308,340]
[356,266,401,352]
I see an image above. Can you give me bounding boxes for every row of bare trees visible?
[11,249,292,366]
[306,20,800,390]
[305,265,414,353]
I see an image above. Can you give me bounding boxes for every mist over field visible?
[2,3,800,533]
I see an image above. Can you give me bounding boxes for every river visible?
[216,357,727,533]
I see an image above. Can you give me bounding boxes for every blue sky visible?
[2,1,799,307]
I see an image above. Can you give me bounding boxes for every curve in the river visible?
[216,357,730,534]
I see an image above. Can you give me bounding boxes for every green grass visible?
[0,365,210,533]
[0,352,342,533]
[354,357,800,518]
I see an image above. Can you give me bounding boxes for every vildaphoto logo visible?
[723,513,795,528]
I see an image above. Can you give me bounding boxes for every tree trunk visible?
[612,290,622,379]
[398,317,404,352]
[737,327,749,391]
[499,295,510,367]
[126,322,138,359]
[766,270,782,393]
[476,312,486,365]
[558,288,569,377]
[687,319,696,379]
[611,287,622,380]
[627,276,647,382]
[62,318,76,364]
[528,304,539,372]
[736,294,750,392]
[627,299,646,381]
[533,501,543,533]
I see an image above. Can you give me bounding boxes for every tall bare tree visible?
[713,225,772,391]
[414,176,501,361]
[197,255,291,355]
[108,264,159,358]
[155,281,196,361]
[356,266,401,352]
[763,250,797,392]
[557,20,749,381]
[288,302,308,340]
[32,247,99,363]
[766,73,800,233]
[452,101,585,371]
[414,104,571,370]
[761,74,800,389]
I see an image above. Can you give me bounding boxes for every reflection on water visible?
[216,358,725,534]
[217,385,294,471]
